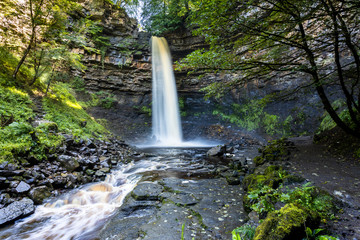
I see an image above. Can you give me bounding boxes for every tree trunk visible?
[298,16,360,138]
[29,48,44,86]
[45,67,54,96]
[12,27,36,79]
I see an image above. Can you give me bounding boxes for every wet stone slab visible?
[100,177,247,240]
[131,182,164,201]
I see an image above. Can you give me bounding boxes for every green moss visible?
[243,165,286,192]
[43,83,109,139]
[254,203,319,240]
[254,139,290,166]
[243,165,288,212]
[288,185,337,219]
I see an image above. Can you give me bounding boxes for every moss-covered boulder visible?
[243,165,286,192]
[254,203,320,240]
[254,139,291,166]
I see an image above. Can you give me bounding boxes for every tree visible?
[12,0,45,80]
[12,0,78,81]
[141,0,190,35]
[178,0,360,138]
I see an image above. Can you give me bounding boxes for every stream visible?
[0,146,259,240]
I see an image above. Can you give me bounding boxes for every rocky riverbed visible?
[0,139,261,239]
[1,135,360,240]
[0,134,134,227]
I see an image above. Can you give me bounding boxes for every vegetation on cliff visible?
[0,0,115,163]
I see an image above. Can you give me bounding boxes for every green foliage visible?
[181,223,185,240]
[212,95,293,136]
[248,185,282,214]
[318,99,354,133]
[63,17,110,55]
[0,87,34,124]
[212,98,268,131]
[70,77,86,92]
[0,85,64,162]
[303,227,339,240]
[80,91,117,109]
[199,81,233,100]
[43,83,108,139]
[246,180,337,222]
[0,47,33,86]
[178,97,187,117]
[232,224,256,240]
[287,184,337,219]
[0,86,34,162]
[246,178,338,239]
[176,48,238,74]
[94,91,116,109]
[141,0,190,35]
[182,0,360,136]
[133,103,152,117]
[140,106,152,117]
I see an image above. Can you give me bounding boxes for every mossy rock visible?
[243,165,287,212]
[40,121,58,132]
[243,165,286,192]
[290,186,338,219]
[254,203,320,240]
[253,156,266,166]
[255,139,291,166]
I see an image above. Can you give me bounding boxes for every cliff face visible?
[71,1,151,107]
[75,2,325,142]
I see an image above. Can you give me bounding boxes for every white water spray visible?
[151,36,183,145]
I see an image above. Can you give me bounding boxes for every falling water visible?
[151,36,183,146]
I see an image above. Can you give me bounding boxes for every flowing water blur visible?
[151,36,183,145]
[0,148,216,240]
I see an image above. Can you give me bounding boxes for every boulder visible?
[15,181,31,193]
[254,203,319,240]
[28,186,52,204]
[57,155,79,172]
[0,198,34,226]
[131,182,164,201]
[207,145,227,157]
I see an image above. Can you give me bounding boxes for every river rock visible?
[28,186,52,204]
[15,181,31,193]
[57,155,79,172]
[86,169,95,175]
[131,182,164,201]
[95,169,107,177]
[0,198,34,226]
[207,145,227,157]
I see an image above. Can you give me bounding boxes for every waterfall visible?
[151,36,183,145]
